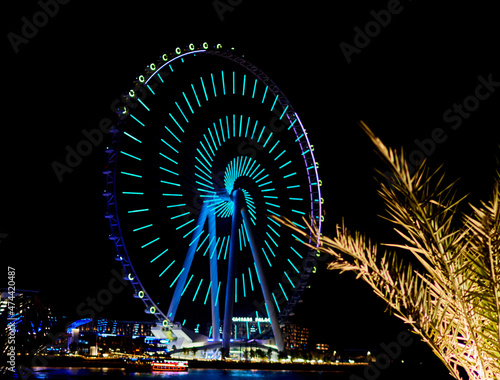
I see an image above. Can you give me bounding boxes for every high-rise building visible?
[281,323,309,351]
[78,318,156,337]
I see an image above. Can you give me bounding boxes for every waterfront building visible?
[49,317,319,359]
[316,343,330,351]
[66,318,158,355]
[281,323,309,351]
[78,318,156,338]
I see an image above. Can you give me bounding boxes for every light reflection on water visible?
[31,367,347,379]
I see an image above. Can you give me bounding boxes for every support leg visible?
[222,189,244,356]
[167,204,208,322]
[208,209,221,342]
[241,206,285,352]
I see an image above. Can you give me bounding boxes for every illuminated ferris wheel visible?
[103,42,323,353]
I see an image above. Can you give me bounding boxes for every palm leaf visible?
[275,122,500,380]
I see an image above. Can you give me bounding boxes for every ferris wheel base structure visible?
[151,321,280,358]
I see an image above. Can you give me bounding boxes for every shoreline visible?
[30,356,366,372]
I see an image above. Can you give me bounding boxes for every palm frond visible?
[275,122,500,380]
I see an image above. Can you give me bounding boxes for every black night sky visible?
[2,0,499,376]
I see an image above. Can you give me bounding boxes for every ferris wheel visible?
[103,42,323,353]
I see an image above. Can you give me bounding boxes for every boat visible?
[151,360,188,372]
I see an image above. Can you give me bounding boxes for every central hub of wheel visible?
[230,188,245,206]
